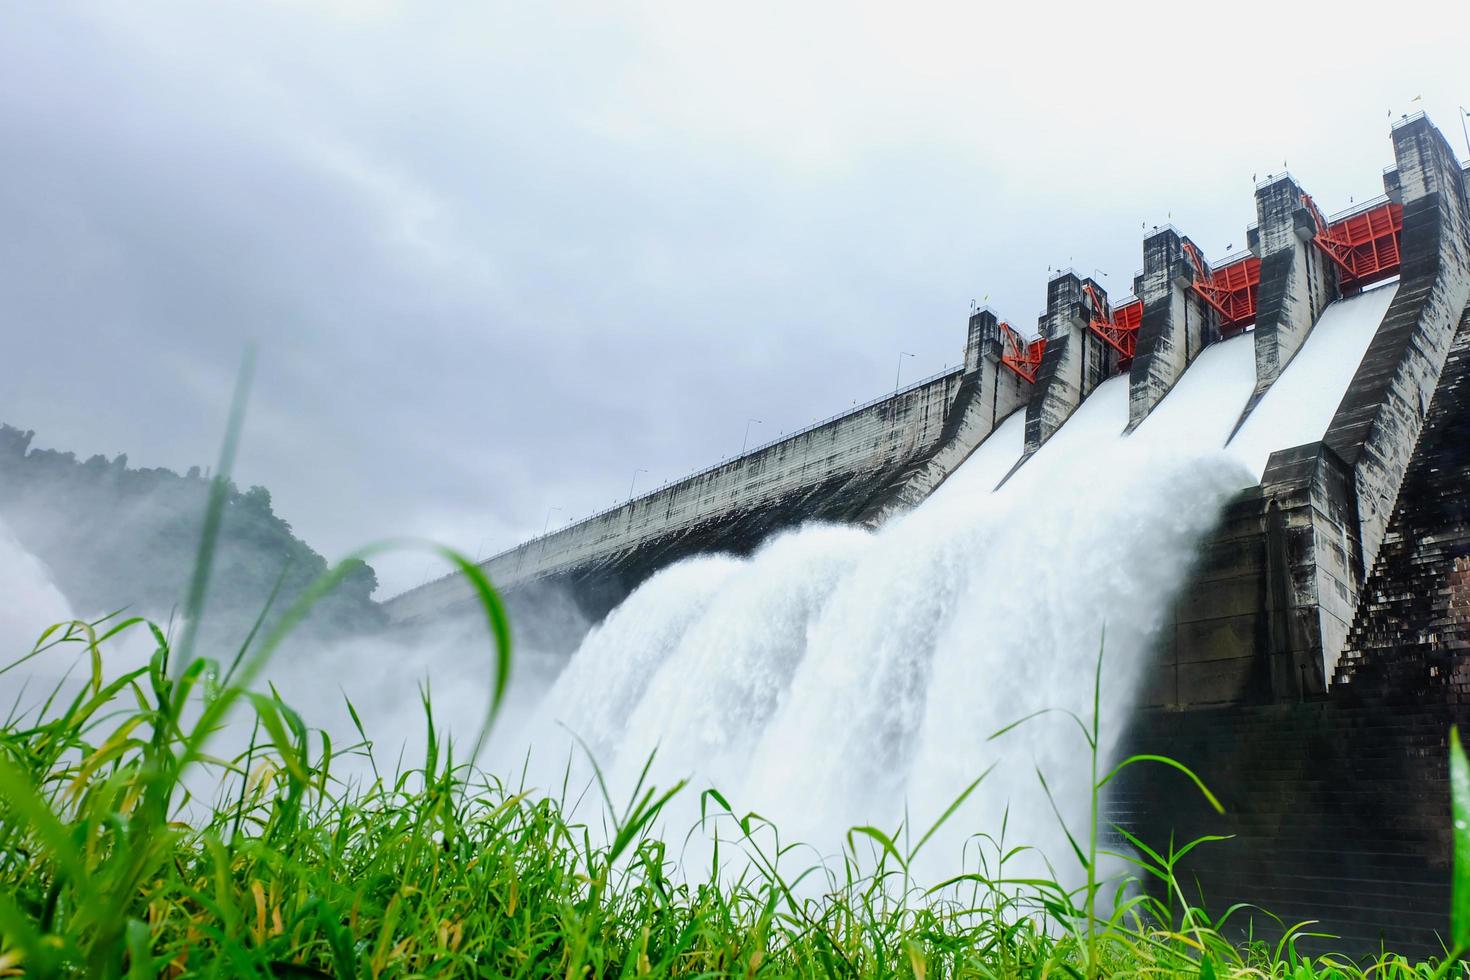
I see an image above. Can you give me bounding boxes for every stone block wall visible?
[1141,490,1271,707]
[1335,306,1470,690]
[1111,693,1461,958]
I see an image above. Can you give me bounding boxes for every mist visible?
[0,495,582,801]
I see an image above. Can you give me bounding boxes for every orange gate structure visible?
[997,191,1403,385]
[1303,194,1404,292]
[1082,281,1143,368]
[999,321,1046,384]
[1183,241,1262,337]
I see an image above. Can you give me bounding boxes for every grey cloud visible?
[2,3,1461,595]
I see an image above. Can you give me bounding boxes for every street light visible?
[628,467,647,501]
[894,351,915,392]
[741,418,763,454]
[542,505,561,536]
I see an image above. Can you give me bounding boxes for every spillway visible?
[924,406,1025,505]
[1228,282,1399,479]
[513,306,1380,873]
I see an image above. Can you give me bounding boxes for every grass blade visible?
[1451,725,1470,952]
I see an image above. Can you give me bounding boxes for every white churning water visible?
[924,407,1026,506]
[516,282,1394,877]
[520,360,1252,876]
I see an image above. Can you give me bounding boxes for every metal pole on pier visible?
[894,351,915,392]
[741,418,762,454]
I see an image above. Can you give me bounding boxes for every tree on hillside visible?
[0,423,385,647]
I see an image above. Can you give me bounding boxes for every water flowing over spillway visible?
[512,283,1401,877]
[1230,283,1397,478]
[522,378,1246,875]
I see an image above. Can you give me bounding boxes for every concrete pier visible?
[1022,272,1116,453]
[868,309,1031,522]
[1249,173,1341,396]
[1132,116,1470,705]
[1127,228,1217,429]
[1325,114,1470,576]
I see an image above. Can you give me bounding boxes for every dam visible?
[389,114,1470,953]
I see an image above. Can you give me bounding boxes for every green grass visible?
[2,608,1466,979]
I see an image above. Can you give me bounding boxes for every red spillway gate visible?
[999,321,1046,383]
[1183,241,1262,336]
[1082,282,1142,367]
[1181,195,1402,337]
[1303,195,1404,291]
[994,193,1402,386]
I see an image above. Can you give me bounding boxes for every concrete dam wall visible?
[389,310,1032,624]
[385,114,1470,954]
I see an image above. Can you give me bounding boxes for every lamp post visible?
[894,351,915,392]
[628,467,647,501]
[741,418,763,454]
[542,506,561,536]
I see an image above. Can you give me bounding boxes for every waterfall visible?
[522,338,1262,873]
[520,281,1398,874]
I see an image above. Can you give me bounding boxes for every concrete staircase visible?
[1335,306,1470,691]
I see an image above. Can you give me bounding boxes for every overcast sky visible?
[2,1,1465,596]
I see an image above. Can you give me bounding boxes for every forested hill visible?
[0,423,385,644]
